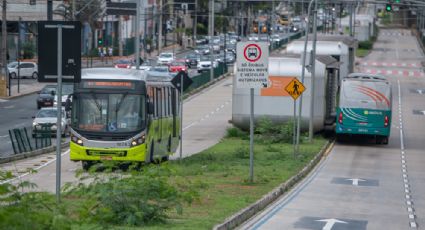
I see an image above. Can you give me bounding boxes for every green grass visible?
[0,134,327,229]
[138,136,327,230]
[356,48,370,57]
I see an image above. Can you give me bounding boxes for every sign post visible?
[37,21,81,203]
[236,42,269,183]
[285,78,306,158]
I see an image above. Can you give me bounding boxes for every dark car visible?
[185,53,200,68]
[36,85,57,109]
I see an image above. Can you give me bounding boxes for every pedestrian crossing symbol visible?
[285,78,305,100]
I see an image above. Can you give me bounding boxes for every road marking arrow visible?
[346,178,366,186]
[316,218,348,230]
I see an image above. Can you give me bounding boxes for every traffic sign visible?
[37,21,81,83]
[236,42,269,88]
[285,78,305,100]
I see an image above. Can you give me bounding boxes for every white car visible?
[7,61,38,79]
[197,56,218,73]
[157,52,174,65]
[32,107,70,137]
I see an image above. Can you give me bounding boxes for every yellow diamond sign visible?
[285,78,305,100]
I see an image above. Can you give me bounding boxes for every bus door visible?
[154,88,163,142]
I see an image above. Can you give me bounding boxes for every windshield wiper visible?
[115,92,129,113]
[90,91,102,112]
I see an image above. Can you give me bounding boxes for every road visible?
[239,28,424,229]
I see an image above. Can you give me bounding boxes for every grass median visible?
[0,124,328,229]
[143,130,327,229]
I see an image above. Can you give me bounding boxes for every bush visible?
[22,42,35,59]
[226,127,246,138]
[67,165,197,226]
[358,40,373,50]
[255,117,296,144]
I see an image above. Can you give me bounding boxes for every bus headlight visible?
[131,135,145,147]
[71,135,83,146]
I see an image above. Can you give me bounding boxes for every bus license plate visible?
[100,156,113,160]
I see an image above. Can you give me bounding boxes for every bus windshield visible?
[340,80,391,110]
[73,93,146,133]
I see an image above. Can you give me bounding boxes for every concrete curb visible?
[0,141,70,164]
[0,89,42,100]
[213,141,334,230]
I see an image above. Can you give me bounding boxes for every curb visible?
[213,140,334,230]
[0,89,42,100]
[0,141,70,164]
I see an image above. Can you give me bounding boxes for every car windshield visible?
[187,53,198,58]
[171,62,185,66]
[8,62,18,68]
[37,109,65,118]
[200,56,213,61]
[41,86,57,95]
[115,60,131,64]
[160,53,173,58]
[150,67,169,72]
[73,93,146,132]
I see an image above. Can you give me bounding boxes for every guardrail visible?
[8,125,52,155]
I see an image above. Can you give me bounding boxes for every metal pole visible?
[210,0,215,82]
[296,0,314,154]
[158,0,163,55]
[349,3,353,36]
[135,0,141,69]
[194,0,198,46]
[308,0,317,142]
[2,0,8,96]
[293,100,296,158]
[56,25,63,203]
[17,17,22,94]
[249,88,254,183]
[179,74,183,160]
[353,2,356,36]
[72,0,76,20]
[48,0,53,21]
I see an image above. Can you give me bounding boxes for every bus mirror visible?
[65,98,71,111]
[147,102,154,114]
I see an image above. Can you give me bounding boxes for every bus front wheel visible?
[82,161,93,171]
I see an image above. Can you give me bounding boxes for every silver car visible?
[32,107,70,137]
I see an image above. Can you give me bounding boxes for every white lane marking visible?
[0,149,71,185]
[183,122,198,131]
[0,135,9,138]
[398,79,418,228]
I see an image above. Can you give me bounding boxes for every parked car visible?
[36,85,57,109]
[197,56,218,73]
[185,53,201,68]
[169,60,188,73]
[54,83,74,106]
[32,107,70,137]
[114,59,132,68]
[157,52,174,65]
[7,61,38,79]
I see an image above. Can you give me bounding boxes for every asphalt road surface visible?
[239,28,425,230]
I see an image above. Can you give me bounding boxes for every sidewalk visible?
[0,82,49,100]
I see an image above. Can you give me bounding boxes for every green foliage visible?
[22,42,35,59]
[196,23,208,35]
[234,146,250,159]
[255,117,296,144]
[226,127,247,138]
[358,40,373,50]
[65,164,198,226]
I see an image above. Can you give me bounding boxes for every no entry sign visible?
[236,42,269,89]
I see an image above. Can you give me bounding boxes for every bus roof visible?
[82,68,174,83]
[344,73,388,82]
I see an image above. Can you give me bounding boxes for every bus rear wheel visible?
[376,136,389,145]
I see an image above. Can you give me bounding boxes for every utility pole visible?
[349,3,353,36]
[72,0,76,20]
[193,0,197,46]
[308,0,318,142]
[48,0,53,20]
[209,0,214,82]
[1,0,8,96]
[158,0,163,55]
[135,0,141,69]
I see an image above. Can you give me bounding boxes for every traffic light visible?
[395,0,400,3]
[386,4,392,12]
[98,39,103,46]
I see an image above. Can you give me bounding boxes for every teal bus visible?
[69,68,180,169]
[336,73,392,144]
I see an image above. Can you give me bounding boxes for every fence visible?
[8,125,51,155]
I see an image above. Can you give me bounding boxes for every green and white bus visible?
[69,68,180,169]
[336,73,392,144]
